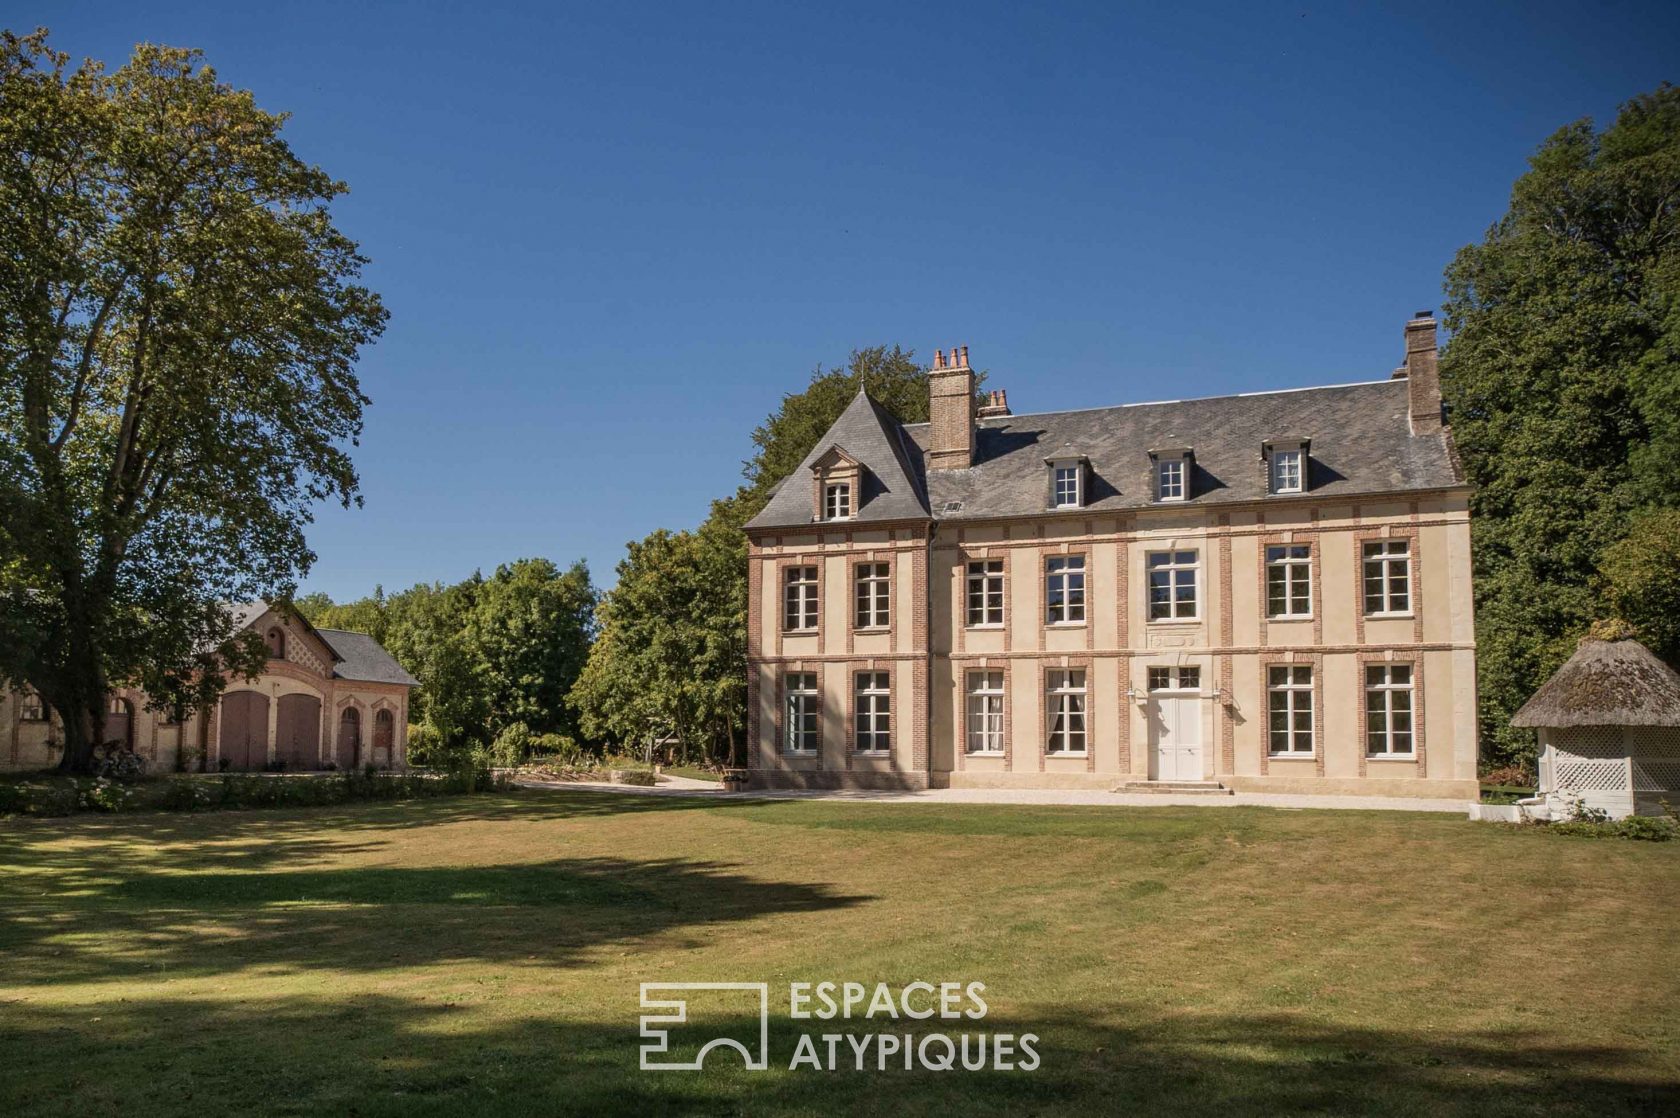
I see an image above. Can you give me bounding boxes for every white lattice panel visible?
[1554,726,1627,794]
[1629,727,1680,793]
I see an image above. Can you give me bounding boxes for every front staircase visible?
[1115,780,1233,796]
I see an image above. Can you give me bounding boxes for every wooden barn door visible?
[219,691,268,770]
[276,694,322,771]
[337,707,361,771]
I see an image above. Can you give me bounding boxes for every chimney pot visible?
[960,345,969,367]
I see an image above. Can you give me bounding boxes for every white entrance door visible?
[1149,667,1204,781]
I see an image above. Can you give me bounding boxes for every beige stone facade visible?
[744,317,1480,798]
[2,604,413,773]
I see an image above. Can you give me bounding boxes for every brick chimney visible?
[1395,311,1443,435]
[927,345,975,469]
[977,388,1011,419]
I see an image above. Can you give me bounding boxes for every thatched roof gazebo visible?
[1512,636,1680,820]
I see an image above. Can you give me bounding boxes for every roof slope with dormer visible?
[744,378,1462,531]
[746,390,930,529]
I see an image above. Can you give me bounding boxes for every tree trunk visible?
[51,687,105,774]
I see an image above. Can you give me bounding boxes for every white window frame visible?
[1051,461,1082,508]
[965,670,1005,755]
[854,671,891,754]
[784,673,820,755]
[1268,665,1315,756]
[1365,664,1415,758]
[1146,549,1200,622]
[1266,544,1313,618]
[1046,669,1087,755]
[1363,540,1412,616]
[1156,458,1186,502]
[1045,555,1086,625]
[1270,449,1304,494]
[783,566,818,632]
[824,482,851,521]
[854,561,890,630]
[965,559,1004,628]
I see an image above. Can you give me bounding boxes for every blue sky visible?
[32,1,1680,599]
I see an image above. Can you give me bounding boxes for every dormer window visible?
[809,445,861,523]
[1150,448,1192,502]
[1045,455,1086,509]
[824,482,852,520]
[1264,438,1310,495]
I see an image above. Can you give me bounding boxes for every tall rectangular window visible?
[1363,541,1411,615]
[854,672,891,753]
[965,670,1005,754]
[1365,665,1415,757]
[783,566,818,632]
[966,559,1004,627]
[1046,669,1087,754]
[19,690,45,722]
[1147,550,1199,620]
[855,562,890,629]
[1271,450,1303,494]
[784,673,819,755]
[824,483,851,520]
[1156,459,1185,501]
[1268,665,1315,755]
[1045,555,1086,624]
[1266,544,1312,618]
[1052,462,1081,508]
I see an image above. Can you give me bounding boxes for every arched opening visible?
[374,709,395,769]
[104,696,133,751]
[338,706,361,770]
[218,691,269,770]
[265,627,286,659]
[275,693,322,770]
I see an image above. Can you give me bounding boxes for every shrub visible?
[530,732,584,766]
[488,722,534,768]
[1479,764,1535,788]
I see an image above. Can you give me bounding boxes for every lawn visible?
[1,791,1676,1116]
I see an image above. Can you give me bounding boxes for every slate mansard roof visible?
[745,377,1464,531]
[316,628,421,687]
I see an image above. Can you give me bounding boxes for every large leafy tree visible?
[571,345,938,760]
[1441,85,1680,766]
[0,31,386,770]
[469,558,597,739]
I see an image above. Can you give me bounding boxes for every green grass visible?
[662,764,725,782]
[1,792,1676,1116]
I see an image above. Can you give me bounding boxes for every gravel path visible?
[515,775,1469,814]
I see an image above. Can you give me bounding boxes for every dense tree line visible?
[296,558,596,763]
[1442,84,1680,766]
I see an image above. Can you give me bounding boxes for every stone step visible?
[1116,780,1234,795]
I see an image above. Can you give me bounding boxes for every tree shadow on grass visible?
[0,993,1673,1118]
[0,856,870,985]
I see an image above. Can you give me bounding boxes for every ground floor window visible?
[785,673,819,754]
[854,672,891,754]
[1046,669,1087,754]
[965,670,1004,754]
[1365,665,1415,757]
[1268,665,1314,755]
